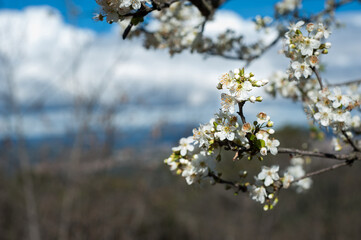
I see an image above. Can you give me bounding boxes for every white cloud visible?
[0,6,360,137]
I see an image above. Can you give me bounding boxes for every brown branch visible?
[208,171,247,192]
[206,31,284,63]
[328,79,361,87]
[341,130,361,152]
[278,147,361,161]
[237,101,246,124]
[310,0,356,21]
[189,0,227,17]
[312,67,323,90]
[245,32,284,67]
[122,0,181,39]
[291,161,350,184]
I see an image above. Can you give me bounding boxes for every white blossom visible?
[250,185,267,204]
[172,136,195,156]
[291,61,312,79]
[258,165,280,187]
[282,172,294,189]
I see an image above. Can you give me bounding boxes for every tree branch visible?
[291,161,350,184]
[208,171,247,192]
[237,101,246,124]
[122,0,181,39]
[278,147,361,161]
[328,79,361,87]
[312,67,323,90]
[341,130,361,152]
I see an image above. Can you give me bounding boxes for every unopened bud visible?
[239,170,248,178]
[306,23,315,32]
[254,81,262,87]
[249,96,256,103]
[256,96,263,102]
[322,49,328,54]
[261,79,269,85]
[268,128,275,134]
[325,42,331,48]
[290,43,296,49]
[267,121,274,127]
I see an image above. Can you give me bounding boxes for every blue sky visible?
[1,0,361,32]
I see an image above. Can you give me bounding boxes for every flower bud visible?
[268,128,275,134]
[306,23,315,32]
[256,96,263,102]
[325,42,331,48]
[267,121,274,127]
[249,96,256,103]
[254,81,262,87]
[239,170,248,178]
[261,79,269,85]
[322,49,328,54]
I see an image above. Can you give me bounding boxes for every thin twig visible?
[237,101,246,124]
[278,147,361,161]
[312,67,323,90]
[341,130,361,152]
[208,172,247,192]
[291,161,350,183]
[122,0,181,39]
[328,79,361,87]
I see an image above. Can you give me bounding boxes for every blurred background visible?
[0,0,361,239]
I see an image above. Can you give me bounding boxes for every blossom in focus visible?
[172,136,194,156]
[258,165,280,186]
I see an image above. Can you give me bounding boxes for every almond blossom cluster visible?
[284,21,331,80]
[165,68,298,209]
[267,72,360,151]
[146,2,204,54]
[275,0,301,16]
[95,0,151,23]
[307,87,360,130]
[250,156,312,210]
[267,20,361,152]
